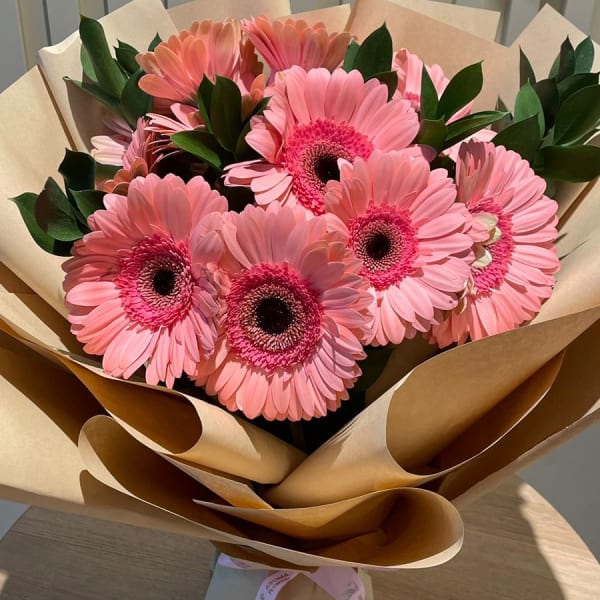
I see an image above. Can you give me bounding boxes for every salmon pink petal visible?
[242,16,350,78]
[138,19,262,110]
[431,140,559,346]
[63,174,227,386]
[194,203,371,421]
[225,66,419,214]
[326,150,472,345]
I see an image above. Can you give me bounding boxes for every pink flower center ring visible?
[116,234,193,330]
[226,263,322,371]
[283,120,374,214]
[349,205,418,290]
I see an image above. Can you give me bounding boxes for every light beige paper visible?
[0,69,70,317]
[0,290,305,486]
[168,0,291,29]
[163,457,272,510]
[266,307,598,507]
[60,356,304,484]
[80,415,464,569]
[389,0,501,42]
[442,317,600,507]
[195,484,457,542]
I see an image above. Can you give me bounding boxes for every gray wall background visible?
[0,0,599,565]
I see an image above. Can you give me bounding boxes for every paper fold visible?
[0,0,599,573]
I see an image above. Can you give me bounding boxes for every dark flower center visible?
[365,232,392,260]
[314,155,341,184]
[153,269,176,296]
[256,297,293,335]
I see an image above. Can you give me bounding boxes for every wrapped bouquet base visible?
[205,553,374,599]
[1,0,600,592]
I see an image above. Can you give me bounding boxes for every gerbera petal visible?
[196,203,371,421]
[431,140,559,345]
[63,174,226,387]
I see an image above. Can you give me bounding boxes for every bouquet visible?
[1,0,600,596]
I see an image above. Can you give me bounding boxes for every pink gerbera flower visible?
[430,141,559,346]
[99,117,206,195]
[393,48,471,122]
[241,16,351,81]
[63,174,228,387]
[325,150,474,345]
[195,203,372,421]
[225,66,420,215]
[136,19,263,111]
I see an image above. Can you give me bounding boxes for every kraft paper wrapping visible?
[388,0,501,42]
[0,0,599,573]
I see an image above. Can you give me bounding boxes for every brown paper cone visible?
[266,306,599,507]
[0,0,599,574]
[388,0,501,41]
[80,415,464,569]
[0,287,304,485]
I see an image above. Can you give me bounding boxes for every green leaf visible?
[543,178,557,198]
[235,120,255,161]
[554,84,600,144]
[370,70,398,101]
[171,131,224,170]
[437,62,483,121]
[519,47,536,86]
[80,45,97,82]
[493,115,540,162]
[532,78,559,128]
[557,72,599,100]
[420,65,438,120]
[65,77,122,114]
[59,149,96,192]
[196,76,215,132]
[514,81,545,135]
[414,119,448,151]
[352,24,393,79]
[443,111,507,150]
[540,145,600,182]
[9,192,72,256]
[211,76,242,152]
[575,37,594,73]
[35,178,83,242]
[245,95,270,122]
[120,69,152,128]
[557,37,576,82]
[342,40,360,72]
[115,40,140,75]
[71,189,105,220]
[96,162,120,180]
[79,16,127,99]
[549,53,560,79]
[148,33,162,51]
